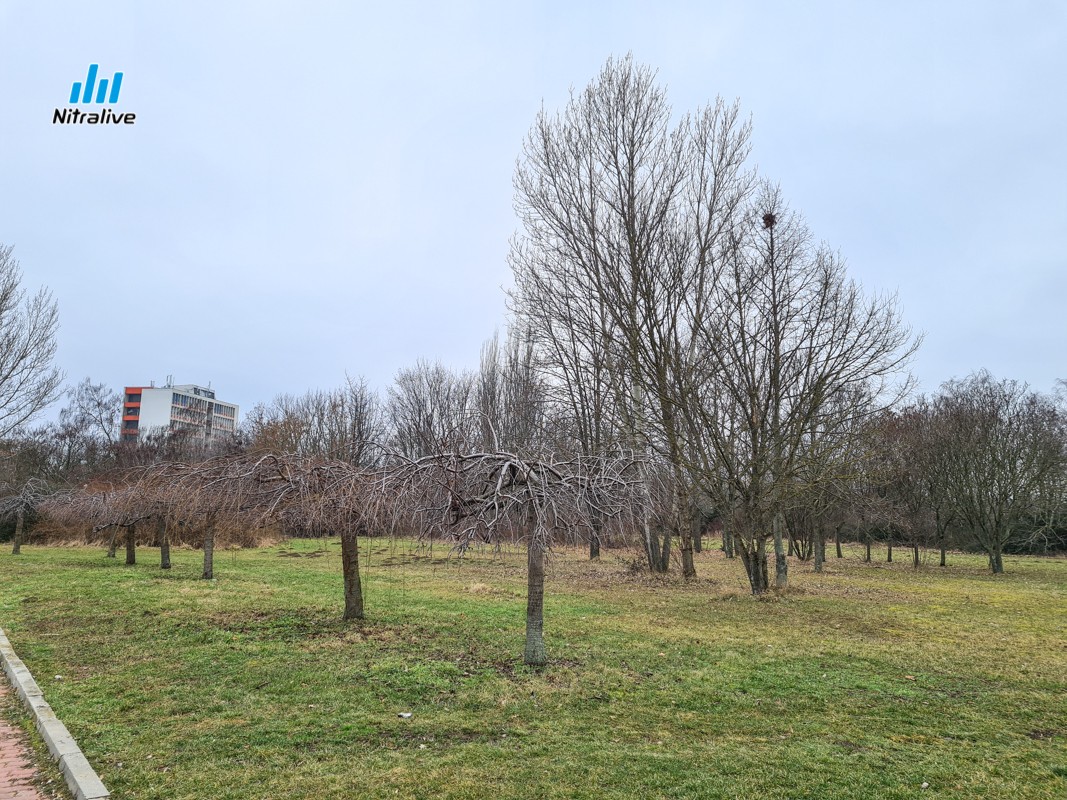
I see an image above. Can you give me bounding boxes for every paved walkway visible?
[0,679,46,800]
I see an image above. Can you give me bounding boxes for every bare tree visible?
[475,330,547,457]
[677,186,918,594]
[54,378,122,475]
[0,477,49,554]
[387,360,475,458]
[245,377,384,466]
[0,245,63,436]
[932,371,1065,573]
[510,55,754,577]
[383,449,641,665]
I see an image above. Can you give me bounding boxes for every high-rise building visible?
[120,381,239,443]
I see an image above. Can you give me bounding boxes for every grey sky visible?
[2,1,1064,420]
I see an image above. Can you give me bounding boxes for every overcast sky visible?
[1,0,1064,421]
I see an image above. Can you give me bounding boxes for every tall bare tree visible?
[510,55,754,577]
[0,245,63,436]
[679,186,918,593]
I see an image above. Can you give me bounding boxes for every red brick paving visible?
[0,678,46,800]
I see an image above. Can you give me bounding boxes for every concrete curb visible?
[0,627,109,800]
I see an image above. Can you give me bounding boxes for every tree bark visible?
[864,534,871,563]
[107,529,118,558]
[679,522,696,579]
[814,526,825,573]
[912,541,920,569]
[835,524,843,559]
[157,516,171,570]
[125,523,136,565]
[589,513,602,560]
[341,526,364,620]
[675,482,696,578]
[524,538,547,666]
[11,508,24,554]
[773,512,788,589]
[644,526,670,573]
[990,545,1004,574]
[886,541,893,563]
[739,536,770,595]
[202,524,215,579]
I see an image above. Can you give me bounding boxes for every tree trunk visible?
[864,533,871,563]
[202,524,215,579]
[692,516,702,553]
[912,541,920,569]
[107,529,118,558]
[990,545,1004,574]
[835,524,843,559]
[773,513,788,589]
[11,508,24,555]
[644,526,670,573]
[524,538,547,666]
[680,534,695,577]
[739,536,770,595]
[723,523,734,558]
[679,510,696,579]
[158,516,171,570]
[341,526,364,620]
[589,513,602,560]
[814,526,825,573]
[886,541,893,563]
[125,523,136,565]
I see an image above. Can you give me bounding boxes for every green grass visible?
[1,540,1065,799]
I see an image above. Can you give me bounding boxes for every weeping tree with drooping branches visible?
[382,449,643,665]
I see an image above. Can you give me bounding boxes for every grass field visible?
[0,539,1065,799]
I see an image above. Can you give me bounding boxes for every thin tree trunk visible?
[814,526,825,573]
[835,524,843,559]
[886,541,893,563]
[202,524,215,579]
[107,529,119,558]
[158,516,171,570]
[524,537,547,666]
[773,512,788,589]
[125,523,136,565]
[589,512,601,560]
[679,519,696,580]
[676,481,696,578]
[864,533,871,563]
[692,515,702,553]
[912,541,920,569]
[341,526,364,620]
[644,523,660,571]
[723,523,734,559]
[11,508,24,555]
